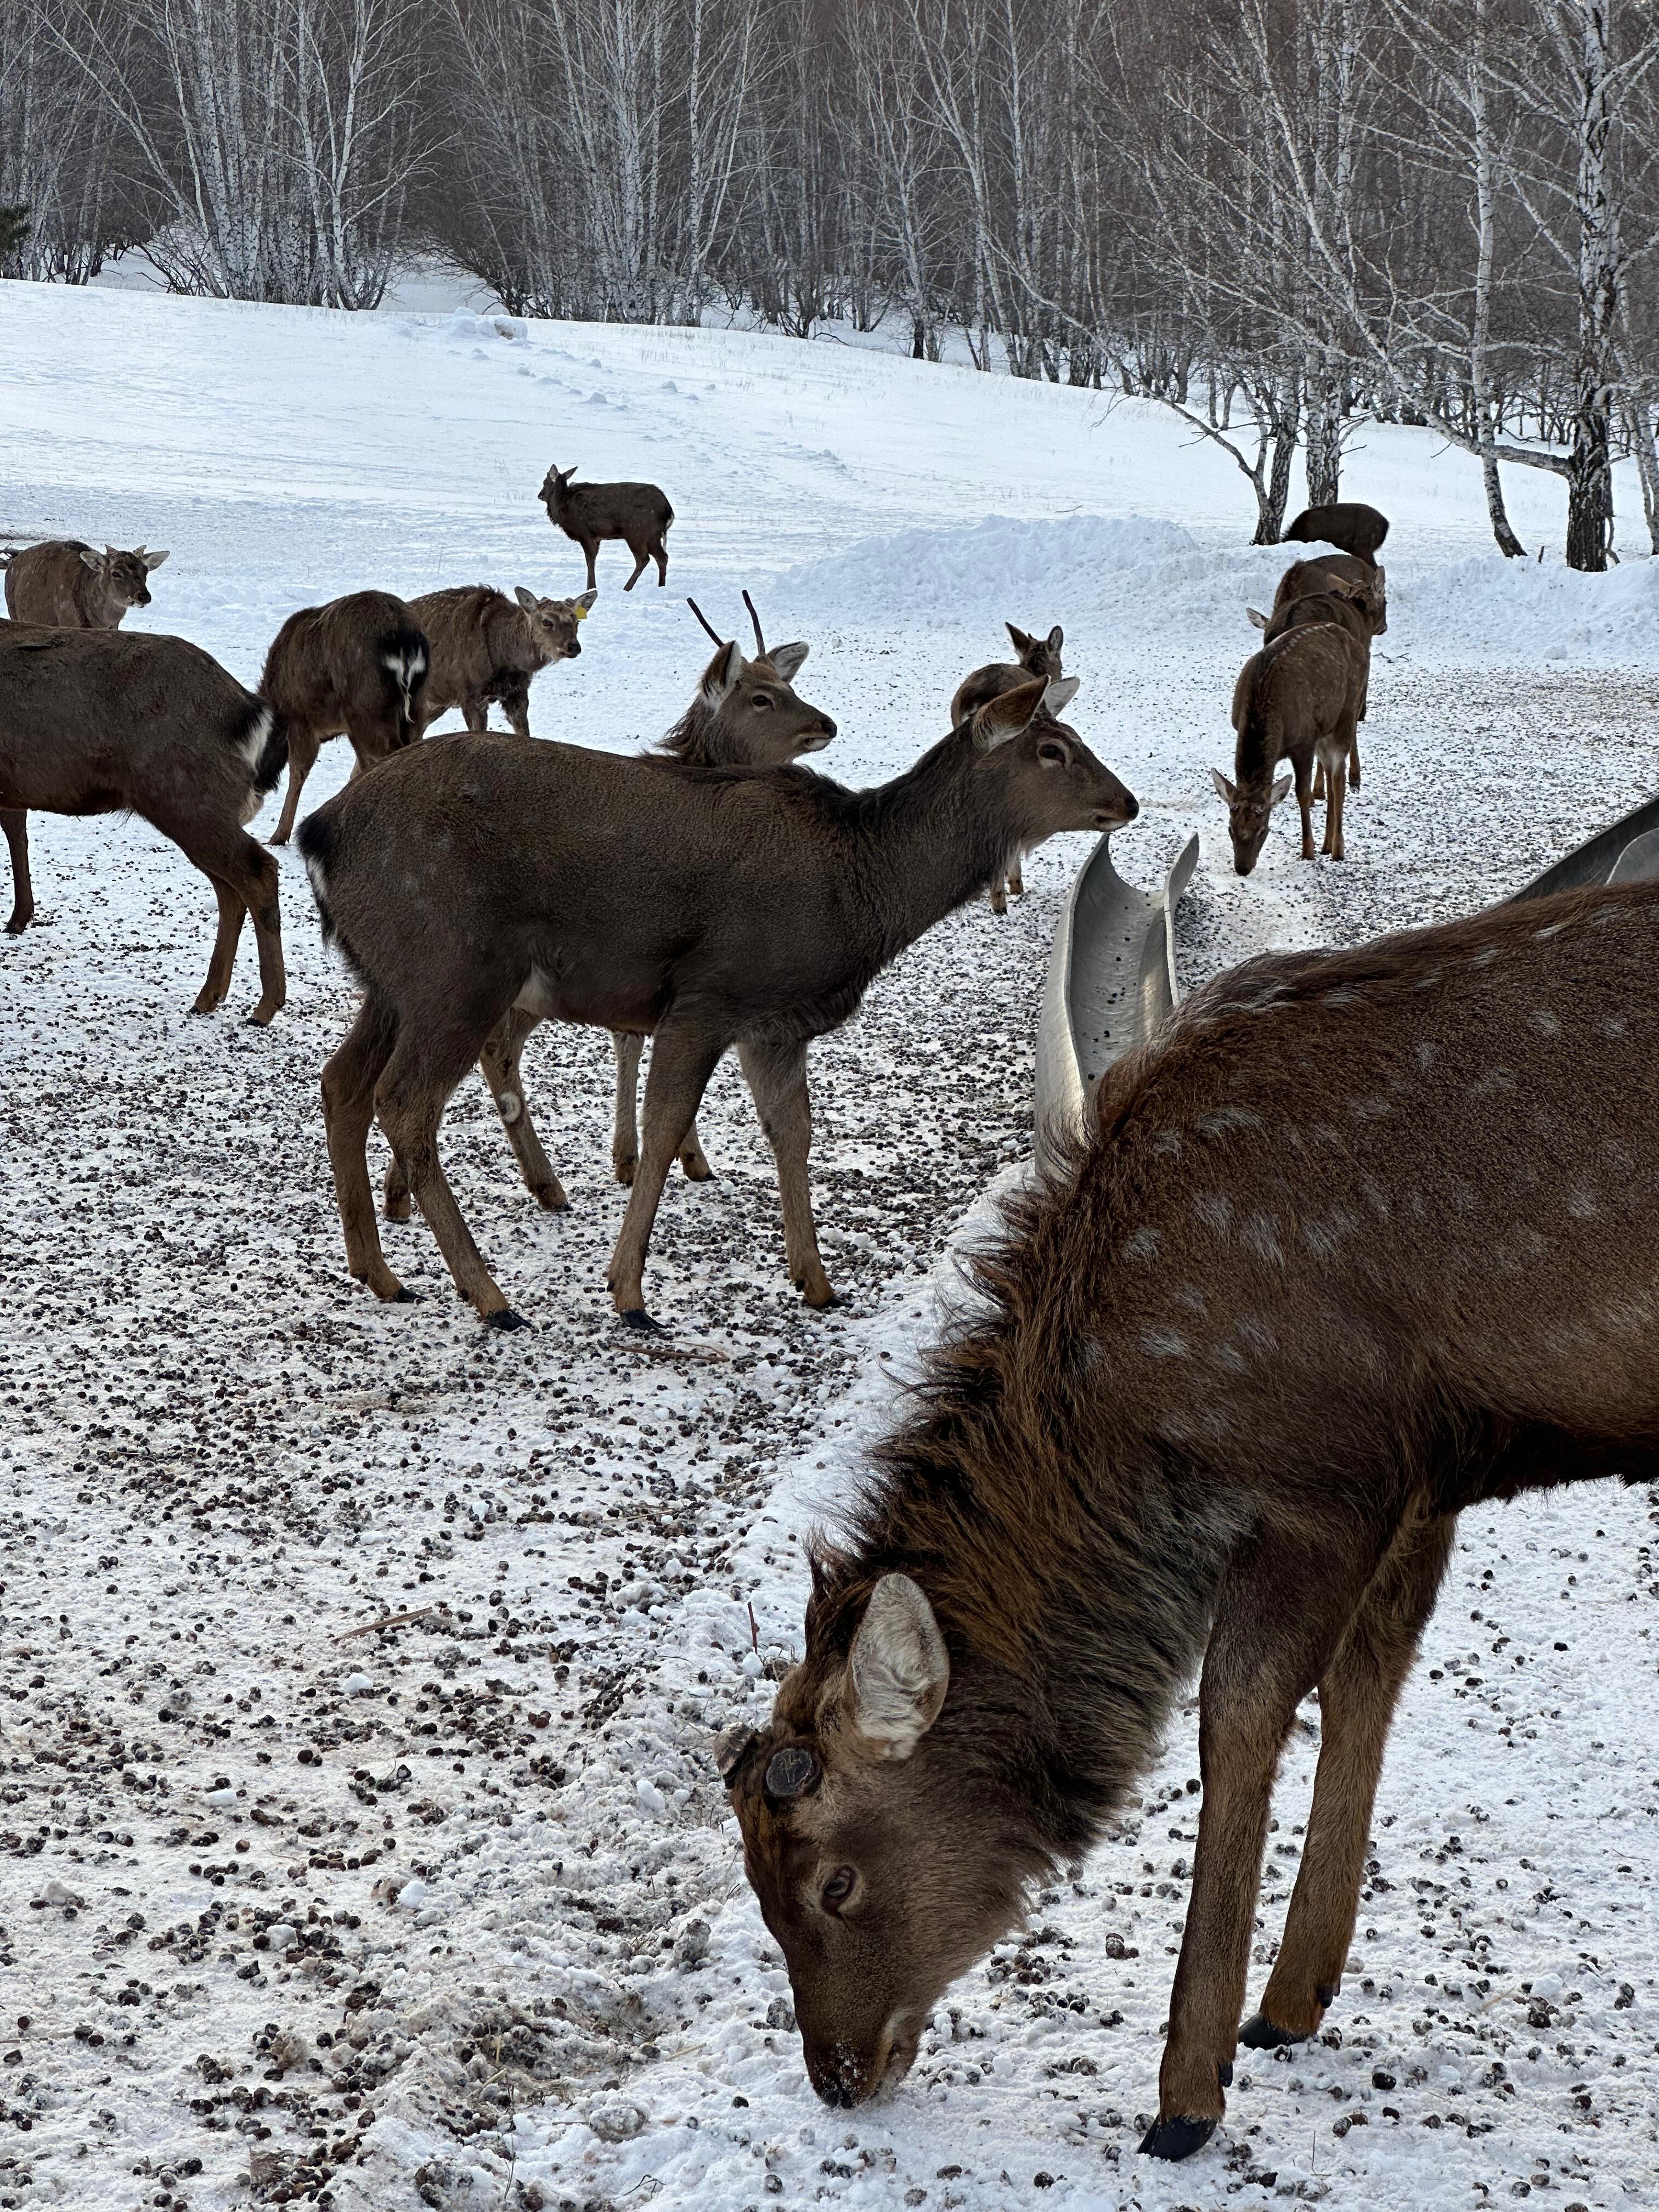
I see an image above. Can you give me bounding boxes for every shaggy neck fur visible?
[812,1159,1237,1871]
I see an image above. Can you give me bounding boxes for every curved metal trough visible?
[1033,831,1199,1175]
[1508,789,1659,901]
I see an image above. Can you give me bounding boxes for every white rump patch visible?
[304,850,329,906]
[239,704,274,774]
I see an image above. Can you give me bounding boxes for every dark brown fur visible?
[538,465,674,591]
[730,882,1659,2156]
[3,539,169,629]
[299,677,1135,1327]
[0,619,287,1018]
[1216,624,1368,871]
[409,584,595,738]
[262,590,430,844]
[950,624,1065,912]
[1283,502,1390,567]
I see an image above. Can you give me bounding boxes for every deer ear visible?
[575,588,597,613]
[1270,772,1294,808]
[1211,768,1238,803]
[1006,622,1033,654]
[972,675,1047,751]
[1047,624,1063,653]
[514,585,538,612]
[767,640,809,681]
[142,548,169,569]
[1247,606,1268,630]
[1041,675,1079,715]
[700,639,744,703]
[80,548,103,571]
[845,1576,949,1761]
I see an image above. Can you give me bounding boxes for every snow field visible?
[2,285,1658,2212]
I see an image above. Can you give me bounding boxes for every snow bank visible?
[1392,545,1659,667]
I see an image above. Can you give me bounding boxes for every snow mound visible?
[1392,548,1659,667]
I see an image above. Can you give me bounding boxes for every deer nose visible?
[806,2040,873,2107]
[818,714,837,740]
[567,639,581,657]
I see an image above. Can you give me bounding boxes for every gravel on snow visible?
[2,292,1658,2212]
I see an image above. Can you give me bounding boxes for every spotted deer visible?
[2,539,170,629]
[723,880,1659,2162]
[299,672,1135,1327]
[950,623,1065,913]
[1249,558,1387,795]
[1215,622,1367,871]
[409,583,595,738]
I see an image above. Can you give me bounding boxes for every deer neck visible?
[847,732,1013,960]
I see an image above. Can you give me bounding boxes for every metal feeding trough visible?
[1033,832,1199,1174]
[1508,789,1659,901]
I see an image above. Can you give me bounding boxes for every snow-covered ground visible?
[2,283,1657,2212]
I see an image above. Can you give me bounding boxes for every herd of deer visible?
[5,470,1649,2168]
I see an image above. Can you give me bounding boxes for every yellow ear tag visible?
[574,605,589,621]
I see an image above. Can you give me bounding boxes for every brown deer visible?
[0,620,287,1018]
[1214,623,1367,871]
[299,674,1134,1328]
[1283,501,1390,566]
[538,465,674,591]
[723,879,1659,2160]
[3,539,170,629]
[1249,558,1387,794]
[950,624,1065,913]
[379,592,836,1223]
[262,591,429,844]
[409,584,596,738]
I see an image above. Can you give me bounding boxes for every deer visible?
[1283,501,1390,567]
[1214,622,1368,871]
[262,590,430,844]
[1248,558,1387,794]
[0,619,287,1018]
[408,584,596,739]
[298,673,1136,1329]
[721,879,1659,2162]
[538,465,674,592]
[2,539,170,629]
[950,623,1065,913]
[377,592,836,1224]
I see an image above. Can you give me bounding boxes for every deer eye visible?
[752,691,773,709]
[821,1866,856,1912]
[1037,739,1066,766]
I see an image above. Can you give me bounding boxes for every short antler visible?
[685,597,727,650]
[742,590,767,659]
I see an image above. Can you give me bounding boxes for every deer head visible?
[1211,765,1292,875]
[79,543,169,610]
[514,585,596,663]
[675,594,834,763]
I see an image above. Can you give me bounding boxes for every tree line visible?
[4,0,1657,568]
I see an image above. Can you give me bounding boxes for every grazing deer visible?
[1283,501,1390,567]
[538,465,674,591]
[1214,623,1367,871]
[950,624,1065,913]
[2,539,170,629]
[723,879,1659,2159]
[379,592,836,1223]
[262,591,429,844]
[1248,559,1387,793]
[409,584,596,738]
[0,620,287,1018]
[300,674,1135,1327]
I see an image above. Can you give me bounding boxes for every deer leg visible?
[1312,763,1327,804]
[178,828,285,1023]
[463,697,488,733]
[321,990,409,1303]
[1007,853,1024,899]
[1295,758,1316,862]
[612,1031,644,1185]
[503,684,532,740]
[582,541,600,592]
[653,537,668,586]
[1244,1502,1455,2050]
[3,809,33,934]
[479,1006,566,1211]
[606,1022,724,1324]
[1323,754,1348,861]
[989,874,1008,916]
[375,1002,523,1327]
[1144,1530,1384,2161]
[623,544,648,592]
[269,723,321,845]
[738,1036,836,1308]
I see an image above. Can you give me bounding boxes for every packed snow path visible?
[2,289,1658,2212]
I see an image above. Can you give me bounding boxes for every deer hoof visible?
[618,1307,663,1333]
[481,1306,530,1331]
[1239,2011,1305,2049]
[1138,2114,1217,2162]
[680,1156,714,1182]
[613,1157,637,1187]
[392,1285,420,1305]
[531,1181,569,1212]
[245,1001,281,1027]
